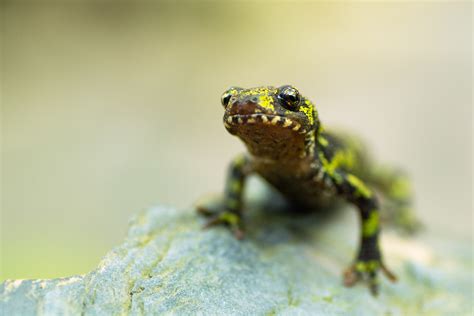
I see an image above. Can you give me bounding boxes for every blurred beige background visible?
[1,2,472,280]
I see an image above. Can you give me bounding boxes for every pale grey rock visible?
[1,182,472,315]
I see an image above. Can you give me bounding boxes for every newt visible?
[199,85,419,295]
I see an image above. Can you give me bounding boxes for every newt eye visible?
[221,87,243,108]
[277,85,301,111]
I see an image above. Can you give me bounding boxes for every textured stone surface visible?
[1,182,472,315]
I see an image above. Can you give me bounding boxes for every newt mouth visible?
[223,114,307,134]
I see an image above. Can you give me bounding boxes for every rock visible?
[1,180,472,315]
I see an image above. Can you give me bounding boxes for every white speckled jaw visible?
[223,113,310,161]
[223,114,307,135]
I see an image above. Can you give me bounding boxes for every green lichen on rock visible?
[1,183,472,315]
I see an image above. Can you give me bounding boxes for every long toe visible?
[343,266,360,287]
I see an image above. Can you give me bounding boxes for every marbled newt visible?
[199,85,419,295]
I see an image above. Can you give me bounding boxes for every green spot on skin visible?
[230,180,241,192]
[219,212,239,225]
[232,154,246,167]
[324,151,346,175]
[228,88,241,95]
[299,104,314,125]
[389,177,411,200]
[226,198,239,209]
[320,148,356,178]
[347,174,372,198]
[259,95,274,110]
[355,261,366,272]
[355,260,380,272]
[363,211,379,237]
[318,136,329,147]
[238,87,277,111]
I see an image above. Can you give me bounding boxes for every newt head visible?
[221,85,319,160]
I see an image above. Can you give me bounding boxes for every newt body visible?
[200,85,418,294]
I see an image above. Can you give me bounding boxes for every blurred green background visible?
[1,1,471,280]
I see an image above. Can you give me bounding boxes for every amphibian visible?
[199,85,418,295]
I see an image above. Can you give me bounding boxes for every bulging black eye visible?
[277,85,301,111]
[221,91,233,108]
[221,87,243,108]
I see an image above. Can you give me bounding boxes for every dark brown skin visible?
[199,85,418,295]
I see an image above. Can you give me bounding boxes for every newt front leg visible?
[201,85,407,295]
[334,172,397,295]
[199,154,251,239]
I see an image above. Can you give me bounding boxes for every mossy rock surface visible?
[1,182,472,315]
